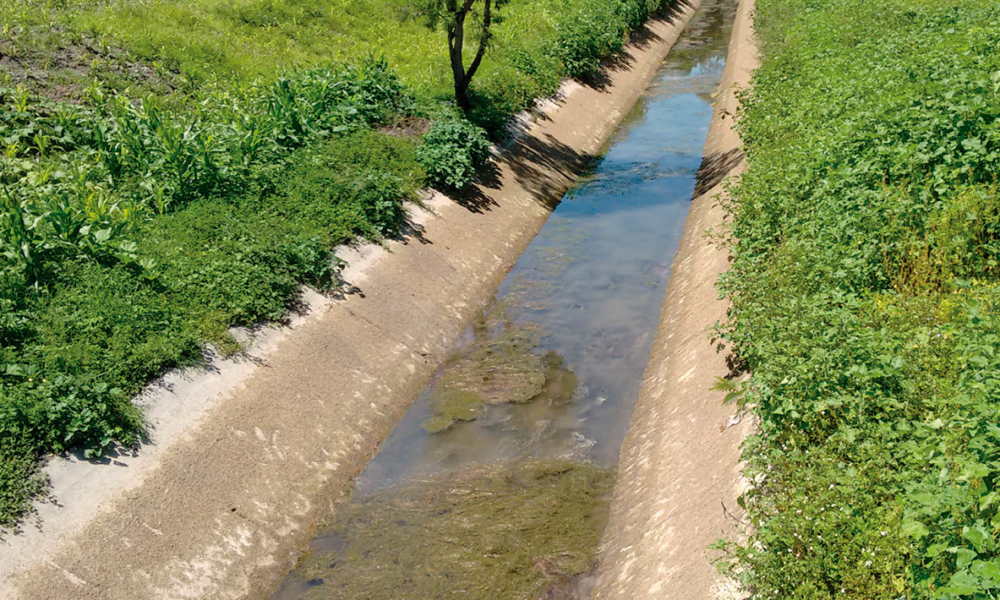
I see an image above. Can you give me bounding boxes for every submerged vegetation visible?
[292,460,614,599]
[717,0,1000,598]
[423,308,578,432]
[0,0,678,527]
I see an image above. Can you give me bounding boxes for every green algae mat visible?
[422,310,578,433]
[293,460,614,599]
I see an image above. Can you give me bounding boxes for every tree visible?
[422,0,503,110]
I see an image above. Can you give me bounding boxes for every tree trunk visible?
[446,0,490,112]
[455,77,471,110]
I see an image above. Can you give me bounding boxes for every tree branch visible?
[464,0,492,84]
[449,10,466,84]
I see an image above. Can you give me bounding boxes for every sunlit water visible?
[273,2,736,597]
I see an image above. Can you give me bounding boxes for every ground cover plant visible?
[0,0,678,528]
[715,0,1000,598]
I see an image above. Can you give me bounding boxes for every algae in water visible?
[423,309,578,433]
[295,460,614,600]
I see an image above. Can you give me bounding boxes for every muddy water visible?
[273,2,736,598]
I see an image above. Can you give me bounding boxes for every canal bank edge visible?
[0,5,702,600]
[593,0,757,599]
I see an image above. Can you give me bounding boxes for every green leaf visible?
[974,560,1000,586]
[957,548,977,569]
[940,570,982,596]
[901,519,929,539]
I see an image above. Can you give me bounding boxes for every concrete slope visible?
[0,5,701,600]
[593,1,758,598]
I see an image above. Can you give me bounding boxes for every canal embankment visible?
[593,0,757,598]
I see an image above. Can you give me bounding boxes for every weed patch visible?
[715,1,1000,598]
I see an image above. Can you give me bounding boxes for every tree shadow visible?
[451,160,503,213]
[389,213,433,245]
[582,0,698,92]
[660,0,698,26]
[694,147,744,197]
[499,131,597,208]
[498,91,566,144]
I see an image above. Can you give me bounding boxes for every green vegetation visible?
[416,116,492,189]
[0,0,677,528]
[715,1,1000,598]
[552,0,657,79]
[293,460,614,599]
[422,309,577,432]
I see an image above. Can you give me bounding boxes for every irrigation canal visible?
[273,2,737,597]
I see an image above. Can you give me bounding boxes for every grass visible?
[0,0,568,99]
[0,0,676,530]
[714,0,1000,598]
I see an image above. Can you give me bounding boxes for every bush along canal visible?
[272,3,737,598]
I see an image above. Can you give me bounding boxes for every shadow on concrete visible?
[499,131,596,208]
[452,160,503,213]
[585,0,697,91]
[693,147,743,197]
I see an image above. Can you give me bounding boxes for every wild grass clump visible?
[714,1,1000,598]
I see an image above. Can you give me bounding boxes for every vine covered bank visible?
[719,1,1000,598]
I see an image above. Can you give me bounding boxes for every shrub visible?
[548,0,629,79]
[415,117,492,191]
[279,130,424,237]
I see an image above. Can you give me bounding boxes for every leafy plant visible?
[715,1,1000,598]
[415,116,492,190]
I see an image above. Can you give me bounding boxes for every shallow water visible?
[273,2,737,598]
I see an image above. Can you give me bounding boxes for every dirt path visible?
[592,1,757,598]
[0,5,702,599]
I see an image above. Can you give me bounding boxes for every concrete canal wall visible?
[593,1,758,598]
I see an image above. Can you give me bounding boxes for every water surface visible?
[354,1,736,489]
